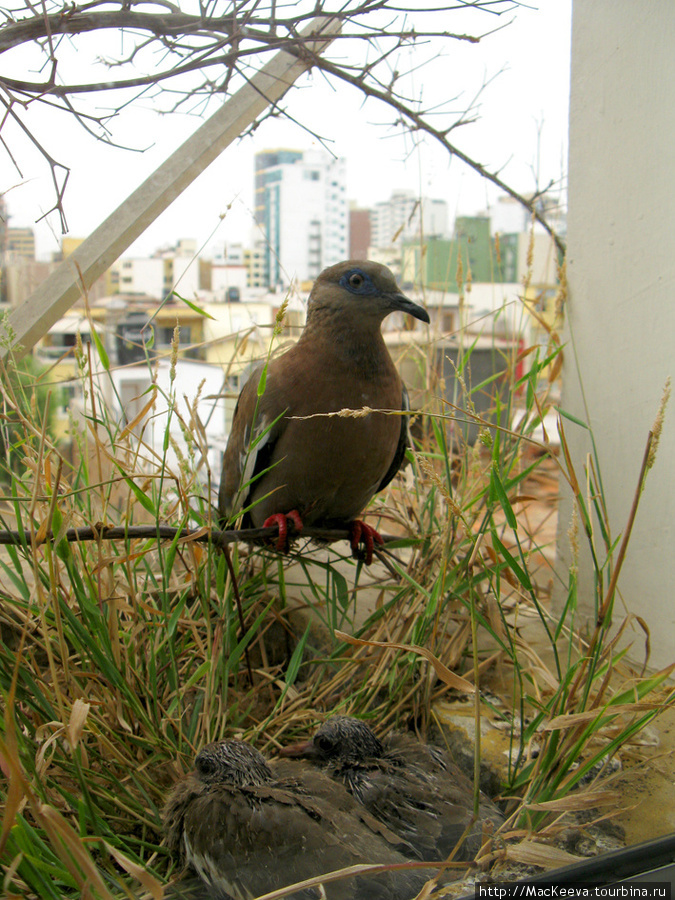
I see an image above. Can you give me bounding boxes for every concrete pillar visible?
[557,2,675,666]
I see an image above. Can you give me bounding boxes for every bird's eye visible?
[196,755,215,776]
[315,735,334,753]
[348,272,364,290]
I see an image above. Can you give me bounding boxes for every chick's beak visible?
[277,740,317,760]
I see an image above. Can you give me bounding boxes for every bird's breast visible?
[247,363,403,526]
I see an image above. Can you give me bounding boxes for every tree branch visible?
[1,0,554,238]
[303,49,566,253]
[0,522,406,549]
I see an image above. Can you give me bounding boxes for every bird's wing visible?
[184,781,432,900]
[355,763,442,860]
[218,363,286,523]
[385,734,505,859]
[375,383,411,494]
[182,784,358,900]
[273,759,413,853]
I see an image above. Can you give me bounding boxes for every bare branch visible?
[0,92,69,230]
[301,45,566,252]
[0,521,406,550]
[0,0,563,243]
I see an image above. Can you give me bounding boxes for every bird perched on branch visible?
[162,738,436,900]
[280,716,505,862]
[218,260,429,564]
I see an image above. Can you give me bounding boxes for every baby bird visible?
[218,260,429,564]
[280,716,505,862]
[163,738,437,900]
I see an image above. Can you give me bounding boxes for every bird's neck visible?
[300,307,392,377]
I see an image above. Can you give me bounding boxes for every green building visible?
[403,216,516,289]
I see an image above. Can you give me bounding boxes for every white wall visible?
[211,265,248,296]
[111,358,228,483]
[517,233,558,286]
[117,257,164,297]
[169,253,200,300]
[557,2,675,667]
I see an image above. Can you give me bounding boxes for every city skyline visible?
[3,183,562,268]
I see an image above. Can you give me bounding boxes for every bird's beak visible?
[278,740,317,759]
[388,292,430,324]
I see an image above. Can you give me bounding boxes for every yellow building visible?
[7,228,36,260]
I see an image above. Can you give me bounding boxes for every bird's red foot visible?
[262,510,303,552]
[349,520,384,565]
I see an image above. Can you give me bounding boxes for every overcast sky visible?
[3,1,572,261]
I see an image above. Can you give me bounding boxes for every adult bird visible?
[218,260,429,564]
[279,716,505,863]
[162,738,436,900]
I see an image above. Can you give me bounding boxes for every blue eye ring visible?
[339,269,378,295]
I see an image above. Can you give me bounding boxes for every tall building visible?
[6,228,36,261]
[254,149,349,288]
[1,226,36,302]
[370,190,448,249]
[349,206,371,260]
[482,193,567,238]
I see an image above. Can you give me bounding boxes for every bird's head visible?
[193,740,274,787]
[279,716,384,764]
[308,260,429,327]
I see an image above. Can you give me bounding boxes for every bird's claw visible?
[349,520,384,565]
[262,510,303,552]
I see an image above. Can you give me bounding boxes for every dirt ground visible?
[618,705,675,843]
